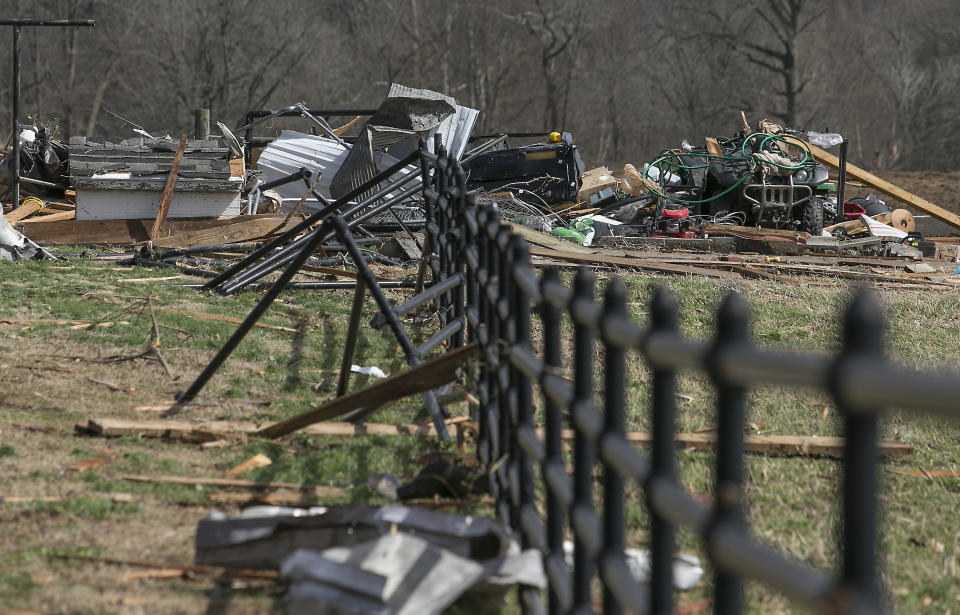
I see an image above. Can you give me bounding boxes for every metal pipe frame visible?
[203,149,421,293]
[3,19,94,208]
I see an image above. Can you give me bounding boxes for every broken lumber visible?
[118,473,344,495]
[74,417,911,458]
[151,135,188,239]
[4,200,42,223]
[699,223,810,243]
[54,554,278,581]
[705,137,723,156]
[607,430,911,457]
[150,215,299,249]
[17,210,75,223]
[255,342,479,438]
[76,418,448,442]
[17,214,289,245]
[526,245,740,279]
[225,453,272,477]
[785,136,960,231]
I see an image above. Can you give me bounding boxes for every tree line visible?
[2,0,958,171]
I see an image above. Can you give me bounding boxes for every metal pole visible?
[1,19,95,207]
[11,25,20,208]
[336,278,367,397]
[836,139,848,225]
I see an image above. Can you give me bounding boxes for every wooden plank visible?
[506,221,594,253]
[54,554,277,581]
[150,216,299,249]
[784,136,960,231]
[559,430,911,457]
[332,115,363,136]
[4,200,42,223]
[77,418,911,457]
[699,223,809,243]
[705,136,723,156]
[151,135,188,239]
[18,214,284,245]
[526,245,741,279]
[78,418,447,441]
[118,473,343,494]
[255,342,479,438]
[17,210,75,223]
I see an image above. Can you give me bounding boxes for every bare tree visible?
[732,0,827,127]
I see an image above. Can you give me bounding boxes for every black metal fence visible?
[176,135,960,613]
[416,148,960,614]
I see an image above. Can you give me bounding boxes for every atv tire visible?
[799,200,824,235]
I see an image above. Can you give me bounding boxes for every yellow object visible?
[22,196,45,212]
[548,131,562,143]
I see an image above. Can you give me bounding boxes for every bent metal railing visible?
[416,149,960,614]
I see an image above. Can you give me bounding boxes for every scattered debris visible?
[225,453,272,477]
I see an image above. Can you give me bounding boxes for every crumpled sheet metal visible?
[195,503,510,570]
[0,213,55,261]
[282,533,545,615]
[254,130,417,212]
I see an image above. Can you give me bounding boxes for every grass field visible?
[1,249,959,614]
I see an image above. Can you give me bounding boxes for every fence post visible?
[601,280,628,615]
[450,167,468,350]
[570,267,598,615]
[837,290,883,611]
[540,268,570,613]
[495,223,514,526]
[647,288,679,615]
[709,293,750,615]
[511,238,536,542]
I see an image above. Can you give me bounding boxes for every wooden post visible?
[194,109,210,140]
[150,135,187,240]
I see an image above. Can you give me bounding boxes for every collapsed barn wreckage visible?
[4,86,959,269]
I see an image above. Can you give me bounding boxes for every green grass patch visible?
[0,444,17,458]
[31,496,140,520]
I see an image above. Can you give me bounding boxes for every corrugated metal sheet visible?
[257,130,417,213]
[387,83,478,160]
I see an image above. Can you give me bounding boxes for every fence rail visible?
[418,147,960,614]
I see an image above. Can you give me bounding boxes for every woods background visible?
[3,0,958,171]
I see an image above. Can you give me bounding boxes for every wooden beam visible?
[784,136,960,231]
[17,210,75,223]
[150,135,188,240]
[118,473,342,494]
[4,200,42,223]
[255,342,479,438]
[610,431,912,457]
[699,223,810,243]
[76,416,911,457]
[705,137,723,156]
[78,417,449,442]
[526,245,741,279]
[18,214,288,245]
[54,554,278,581]
[149,216,300,249]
